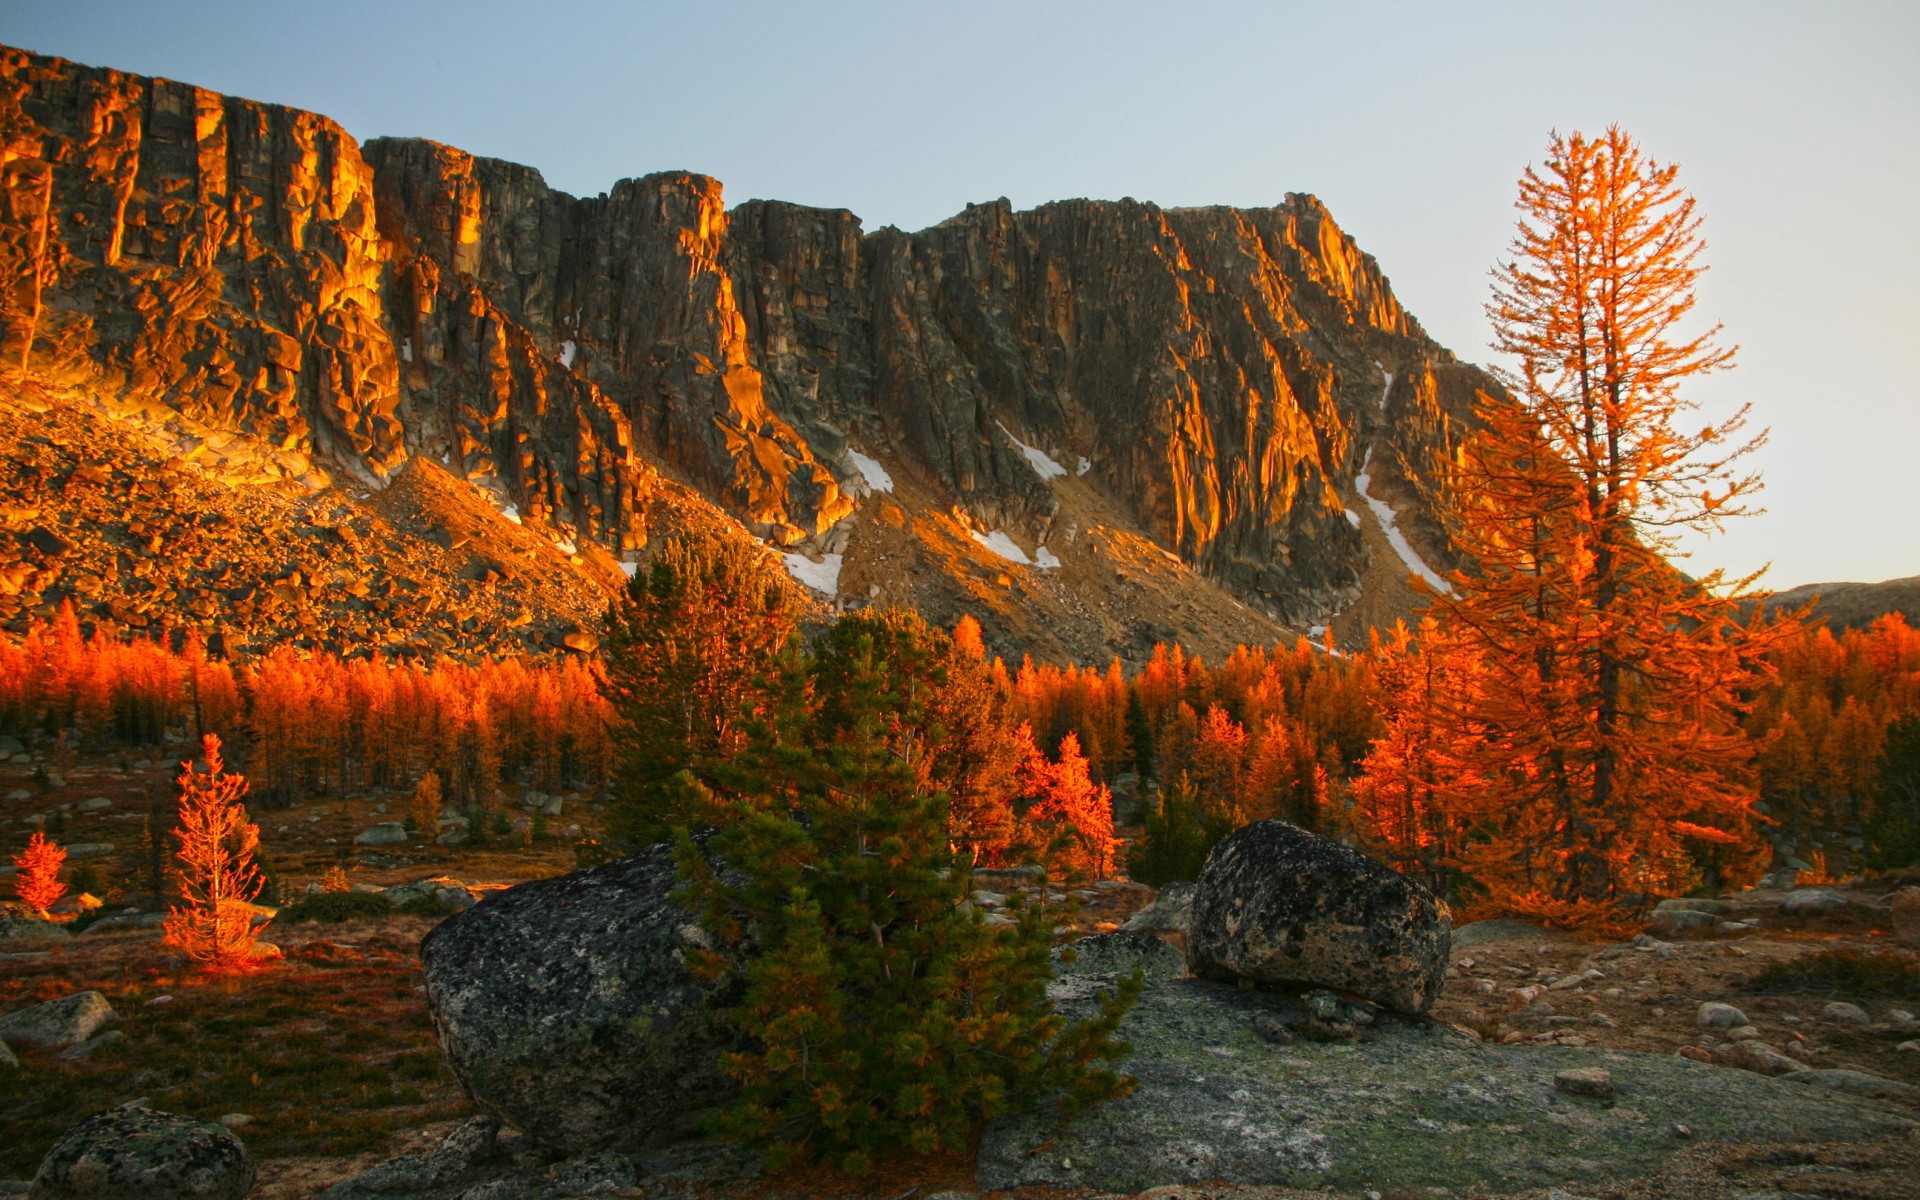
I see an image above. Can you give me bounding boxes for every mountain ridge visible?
[0,42,1497,661]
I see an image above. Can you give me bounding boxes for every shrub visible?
[410,771,443,839]
[674,611,1137,1173]
[1126,773,1229,886]
[10,829,66,914]
[163,733,272,972]
[277,891,395,925]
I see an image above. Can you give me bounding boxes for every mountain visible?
[0,44,1495,662]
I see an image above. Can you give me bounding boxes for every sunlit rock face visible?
[0,44,1497,624]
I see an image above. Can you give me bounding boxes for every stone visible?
[1054,930,1185,984]
[28,1107,253,1200]
[354,822,409,847]
[1188,821,1450,1014]
[1780,888,1848,916]
[0,1038,15,1070]
[1891,886,1920,948]
[1450,919,1575,948]
[0,991,115,1051]
[1714,1040,1808,1076]
[0,904,70,942]
[1121,882,1194,936]
[320,1116,499,1198]
[77,797,111,812]
[1653,897,1732,917]
[1647,908,1718,936]
[1820,1001,1871,1025]
[420,839,736,1155]
[1553,1067,1615,1101]
[1695,1001,1748,1029]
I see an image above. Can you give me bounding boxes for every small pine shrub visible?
[1126,773,1229,886]
[277,891,394,925]
[321,865,352,893]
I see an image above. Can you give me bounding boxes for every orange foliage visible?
[163,733,271,972]
[11,829,67,914]
[1017,729,1115,878]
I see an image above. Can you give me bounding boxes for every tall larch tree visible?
[1421,127,1785,920]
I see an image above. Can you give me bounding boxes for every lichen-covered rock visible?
[1188,821,1450,1014]
[977,976,1913,1195]
[29,1107,253,1200]
[419,840,734,1155]
[0,991,114,1051]
[1121,882,1195,936]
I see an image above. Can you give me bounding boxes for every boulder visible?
[1654,897,1732,917]
[1780,888,1848,917]
[420,839,735,1155]
[1187,821,1450,1014]
[1821,1001,1871,1026]
[354,823,408,847]
[0,991,115,1051]
[1695,1001,1748,1030]
[29,1106,253,1200]
[1891,886,1920,948]
[1647,908,1718,936]
[0,903,70,942]
[1715,1040,1808,1076]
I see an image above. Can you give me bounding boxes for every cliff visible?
[0,44,1497,660]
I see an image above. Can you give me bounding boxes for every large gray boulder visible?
[29,1106,253,1199]
[1188,821,1450,1014]
[419,839,735,1155]
[0,991,115,1051]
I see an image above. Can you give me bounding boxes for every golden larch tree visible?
[1407,127,1786,923]
[163,733,272,971]
[11,828,67,914]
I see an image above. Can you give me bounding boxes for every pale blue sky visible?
[6,0,1915,588]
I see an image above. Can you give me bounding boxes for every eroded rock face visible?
[0,44,1498,633]
[418,840,734,1155]
[1188,820,1450,1014]
[29,1106,253,1200]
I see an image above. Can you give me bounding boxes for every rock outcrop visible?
[0,990,114,1051]
[0,44,1498,656]
[29,1106,254,1200]
[1188,820,1451,1013]
[417,840,735,1155]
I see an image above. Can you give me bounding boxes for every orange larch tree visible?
[11,828,67,914]
[1410,126,1786,922]
[163,733,271,971]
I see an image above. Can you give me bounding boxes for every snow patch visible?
[781,551,843,595]
[971,529,1033,566]
[1344,508,1362,528]
[1076,456,1092,477]
[998,423,1067,481]
[619,560,639,579]
[552,536,578,556]
[499,504,522,526]
[1374,361,1394,410]
[1355,449,1451,594]
[847,448,894,494]
[400,337,413,363]
[1034,545,1062,570]
[559,339,577,368]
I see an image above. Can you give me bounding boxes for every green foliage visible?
[1744,948,1920,999]
[488,809,513,837]
[604,529,805,847]
[277,891,395,924]
[395,894,447,920]
[674,610,1135,1173]
[1867,714,1920,870]
[1125,772,1230,886]
[1124,690,1154,777]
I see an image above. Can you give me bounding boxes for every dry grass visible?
[0,918,470,1180]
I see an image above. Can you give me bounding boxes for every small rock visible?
[1647,908,1717,936]
[0,990,115,1050]
[1676,1045,1713,1063]
[1696,1001,1748,1029]
[1821,1001,1870,1026]
[29,1106,253,1200]
[218,1113,251,1130]
[1895,1040,1919,1053]
[1553,1067,1614,1102]
[1120,882,1194,935]
[1727,1024,1763,1041]
[77,796,111,812]
[1716,1040,1808,1076]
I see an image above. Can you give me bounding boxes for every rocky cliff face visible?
[0,45,1495,657]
